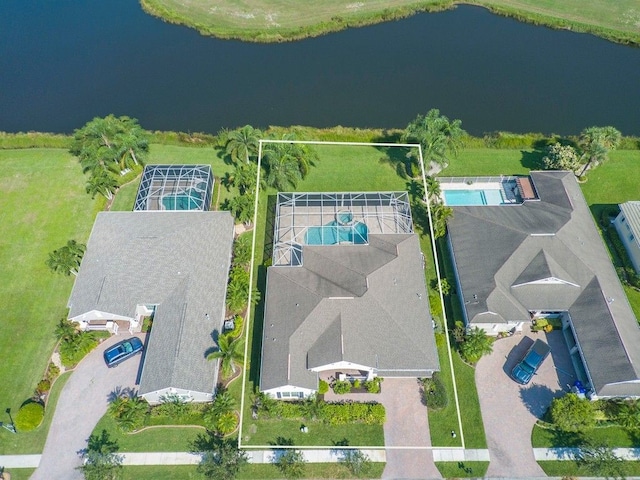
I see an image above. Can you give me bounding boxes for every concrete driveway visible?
[32,333,144,480]
[326,378,441,479]
[475,328,575,478]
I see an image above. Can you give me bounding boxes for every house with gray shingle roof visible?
[614,201,640,274]
[259,192,439,399]
[67,211,234,404]
[444,171,640,398]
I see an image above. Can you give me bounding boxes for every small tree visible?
[402,109,465,173]
[430,202,453,239]
[459,327,493,364]
[46,239,86,276]
[616,400,640,431]
[207,334,244,379]
[578,126,622,176]
[86,170,118,200]
[576,440,627,480]
[195,435,248,480]
[340,449,372,476]
[542,143,581,173]
[77,429,123,480]
[550,393,596,433]
[275,449,306,479]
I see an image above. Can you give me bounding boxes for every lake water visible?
[1,1,639,135]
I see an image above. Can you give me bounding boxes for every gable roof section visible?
[260,233,439,392]
[447,171,640,395]
[68,211,234,397]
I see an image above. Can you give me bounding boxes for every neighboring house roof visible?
[619,201,640,244]
[447,171,640,397]
[68,211,234,397]
[260,233,439,392]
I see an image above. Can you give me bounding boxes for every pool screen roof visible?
[273,192,413,266]
[134,164,213,211]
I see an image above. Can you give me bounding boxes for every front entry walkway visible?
[325,377,441,479]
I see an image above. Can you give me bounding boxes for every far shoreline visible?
[138,0,640,47]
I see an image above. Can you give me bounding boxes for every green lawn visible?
[1,372,71,455]
[121,462,385,479]
[435,461,489,478]
[0,469,36,480]
[538,459,640,477]
[532,423,637,448]
[139,0,640,45]
[0,149,97,451]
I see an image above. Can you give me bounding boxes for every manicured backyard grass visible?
[121,462,385,479]
[0,149,97,452]
[538,460,640,477]
[139,0,640,45]
[435,461,489,478]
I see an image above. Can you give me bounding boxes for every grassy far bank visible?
[139,0,640,45]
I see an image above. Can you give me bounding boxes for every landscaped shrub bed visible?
[15,402,45,432]
[420,373,448,410]
[58,330,110,367]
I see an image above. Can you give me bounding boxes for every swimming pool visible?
[305,221,368,245]
[443,189,505,206]
[162,188,203,210]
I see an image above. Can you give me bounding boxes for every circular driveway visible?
[32,334,144,480]
[475,328,576,478]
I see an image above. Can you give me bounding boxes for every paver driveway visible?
[32,334,143,480]
[326,378,441,479]
[475,328,575,478]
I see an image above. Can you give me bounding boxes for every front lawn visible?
[538,460,640,477]
[532,423,637,448]
[435,461,489,478]
[121,462,385,479]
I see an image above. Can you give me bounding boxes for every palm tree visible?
[263,144,302,191]
[46,239,86,276]
[616,400,640,431]
[225,125,262,165]
[402,109,465,173]
[459,327,493,364]
[208,334,244,379]
[215,411,238,436]
[425,175,442,204]
[578,126,621,176]
[86,170,118,200]
[430,202,453,239]
[54,318,78,342]
[227,194,254,226]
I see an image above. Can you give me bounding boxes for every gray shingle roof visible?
[447,171,640,396]
[68,211,234,397]
[260,233,439,392]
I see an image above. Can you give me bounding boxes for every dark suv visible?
[510,339,551,385]
[103,337,143,367]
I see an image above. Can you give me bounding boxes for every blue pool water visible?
[162,188,203,210]
[306,221,368,245]
[443,189,504,206]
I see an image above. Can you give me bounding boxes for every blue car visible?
[511,339,551,385]
[103,337,144,367]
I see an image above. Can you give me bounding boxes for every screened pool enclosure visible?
[134,165,213,211]
[272,192,414,266]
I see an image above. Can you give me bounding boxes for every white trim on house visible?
[308,360,375,374]
[140,387,212,405]
[262,385,316,400]
[69,309,134,331]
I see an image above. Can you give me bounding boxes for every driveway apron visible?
[475,328,575,478]
[326,377,440,479]
[32,334,143,480]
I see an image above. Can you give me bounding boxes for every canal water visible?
[1,0,639,135]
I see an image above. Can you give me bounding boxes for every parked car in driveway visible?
[104,337,143,367]
[510,339,551,384]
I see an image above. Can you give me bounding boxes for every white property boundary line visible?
[238,139,464,450]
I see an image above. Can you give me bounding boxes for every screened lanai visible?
[272,192,413,266]
[134,165,213,211]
